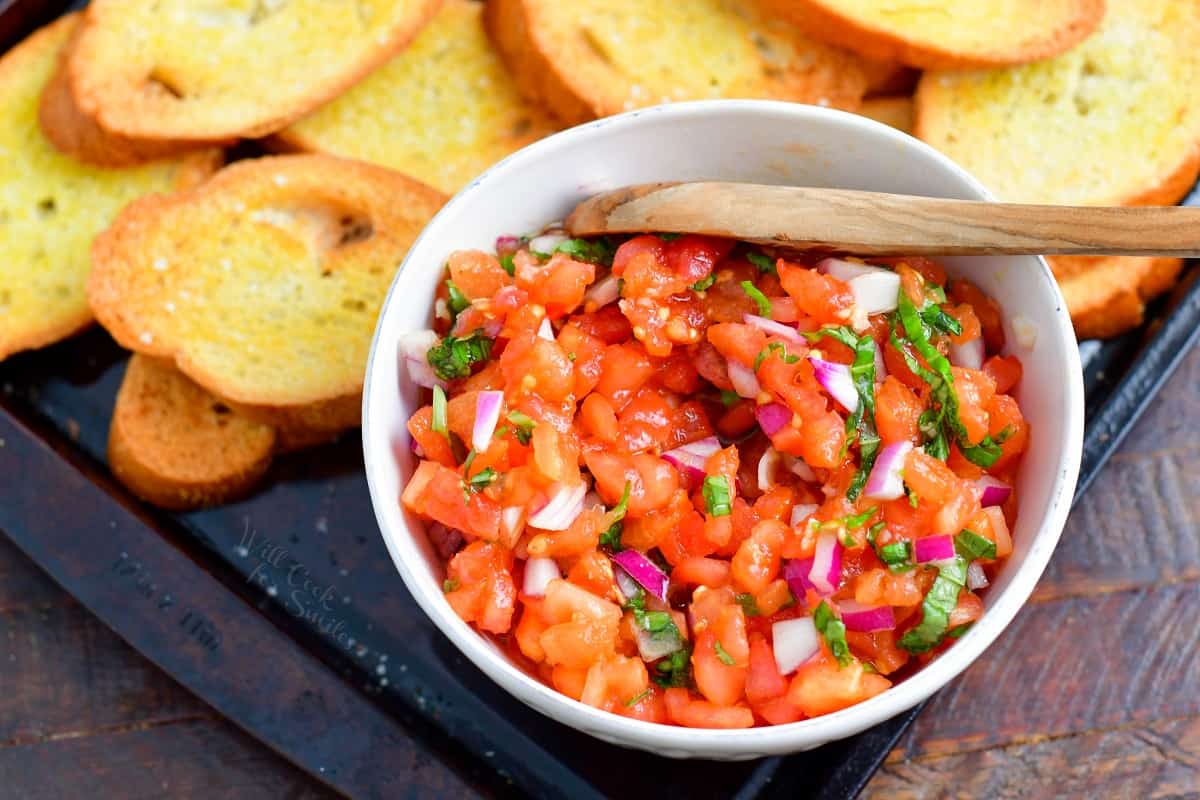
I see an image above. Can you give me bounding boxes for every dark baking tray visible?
[2,2,1200,796]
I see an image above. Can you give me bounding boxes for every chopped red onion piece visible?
[728,359,761,399]
[756,402,791,436]
[472,391,504,452]
[537,318,555,341]
[662,436,721,491]
[612,551,670,603]
[523,557,561,597]
[967,561,989,591]
[528,483,587,531]
[873,339,888,381]
[949,337,985,370]
[584,274,621,309]
[529,232,568,254]
[772,617,820,675]
[784,557,815,597]
[495,235,521,257]
[809,532,843,595]
[864,441,912,501]
[790,503,818,527]
[837,600,896,632]
[614,566,640,603]
[757,447,781,490]
[781,453,817,482]
[975,476,1012,507]
[743,314,805,345]
[409,436,425,458]
[398,329,444,389]
[914,534,956,563]
[809,355,858,413]
[427,523,464,559]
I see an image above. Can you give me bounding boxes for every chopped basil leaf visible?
[714,640,737,666]
[947,623,973,639]
[702,475,733,517]
[735,593,761,617]
[720,389,740,407]
[740,280,772,317]
[465,467,497,493]
[862,661,879,674]
[754,341,800,371]
[626,588,681,642]
[867,521,886,546]
[920,303,962,337]
[806,327,881,500]
[445,280,470,321]
[657,232,683,241]
[954,529,997,561]
[691,274,716,291]
[428,330,494,381]
[959,437,1003,468]
[906,484,920,508]
[841,532,858,547]
[431,385,449,440]
[499,253,516,275]
[624,688,652,707]
[505,410,536,445]
[653,644,693,688]
[842,506,878,530]
[878,540,912,569]
[442,579,460,593]
[747,251,777,275]
[611,481,632,523]
[599,522,623,552]
[814,600,853,667]
[555,237,617,266]
[899,557,967,653]
[461,449,476,475]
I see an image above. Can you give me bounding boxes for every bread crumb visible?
[139,332,154,344]
[272,174,288,187]
[153,257,169,271]
[164,301,176,313]
[220,258,232,271]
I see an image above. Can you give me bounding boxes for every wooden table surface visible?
[1,345,1196,800]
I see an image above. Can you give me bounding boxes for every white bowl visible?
[363,101,1084,760]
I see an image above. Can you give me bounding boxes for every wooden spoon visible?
[565,181,1200,257]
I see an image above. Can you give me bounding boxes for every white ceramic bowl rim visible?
[363,100,1084,755]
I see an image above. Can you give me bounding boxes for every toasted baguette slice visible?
[89,154,445,435]
[275,0,558,194]
[1050,255,1184,339]
[858,95,913,134]
[915,0,1200,206]
[64,0,443,146]
[759,0,1103,69]
[484,0,870,125]
[0,14,220,363]
[860,58,918,96]
[109,355,276,510]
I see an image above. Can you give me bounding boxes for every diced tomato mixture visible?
[401,229,1029,728]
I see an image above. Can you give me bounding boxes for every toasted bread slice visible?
[484,0,870,125]
[1049,255,1184,339]
[858,95,912,134]
[915,0,1200,206]
[89,154,445,435]
[759,0,1103,69]
[109,354,276,510]
[64,0,443,146]
[860,58,918,96]
[275,0,558,194]
[0,14,220,363]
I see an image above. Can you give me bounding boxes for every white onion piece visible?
[967,561,989,591]
[782,453,818,482]
[790,503,819,527]
[743,314,805,345]
[847,271,902,315]
[472,391,504,452]
[523,557,561,597]
[537,318,555,341]
[809,355,858,413]
[949,337,985,370]
[528,483,587,531]
[634,623,683,661]
[614,566,640,603]
[864,441,912,501]
[758,446,781,491]
[772,617,820,675]
[728,359,762,399]
[529,232,568,254]
[584,274,621,309]
[817,258,877,282]
[501,506,525,542]
[399,329,444,389]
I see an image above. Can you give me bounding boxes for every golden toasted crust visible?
[1049,255,1185,339]
[274,0,558,194]
[857,95,913,134]
[66,0,445,144]
[0,14,220,363]
[914,0,1200,207]
[88,154,445,431]
[759,0,1104,69]
[108,355,277,510]
[484,0,870,126]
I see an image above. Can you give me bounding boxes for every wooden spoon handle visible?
[566,182,1200,257]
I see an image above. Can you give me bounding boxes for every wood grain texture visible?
[565,182,1200,257]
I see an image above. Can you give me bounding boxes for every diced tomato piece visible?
[579,393,619,443]
[447,250,511,299]
[983,354,1023,394]
[615,684,668,723]
[875,376,924,446]
[987,394,1029,471]
[787,656,891,717]
[672,557,732,588]
[514,252,596,317]
[584,451,680,517]
[500,330,576,402]
[716,399,757,440]
[746,633,788,704]
[707,322,767,369]
[664,234,735,284]
[515,600,549,662]
[953,366,997,446]
[948,591,984,629]
[407,406,457,467]
[552,664,589,701]
[580,654,649,711]
[443,541,516,633]
[693,628,748,707]
[557,322,606,397]
[593,343,656,411]
[567,550,617,599]
[620,489,692,552]
[402,461,501,541]
[663,688,755,729]
[754,579,794,617]
[690,340,733,391]
[845,629,909,675]
[949,279,1005,353]
[731,519,786,595]
[778,261,855,325]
